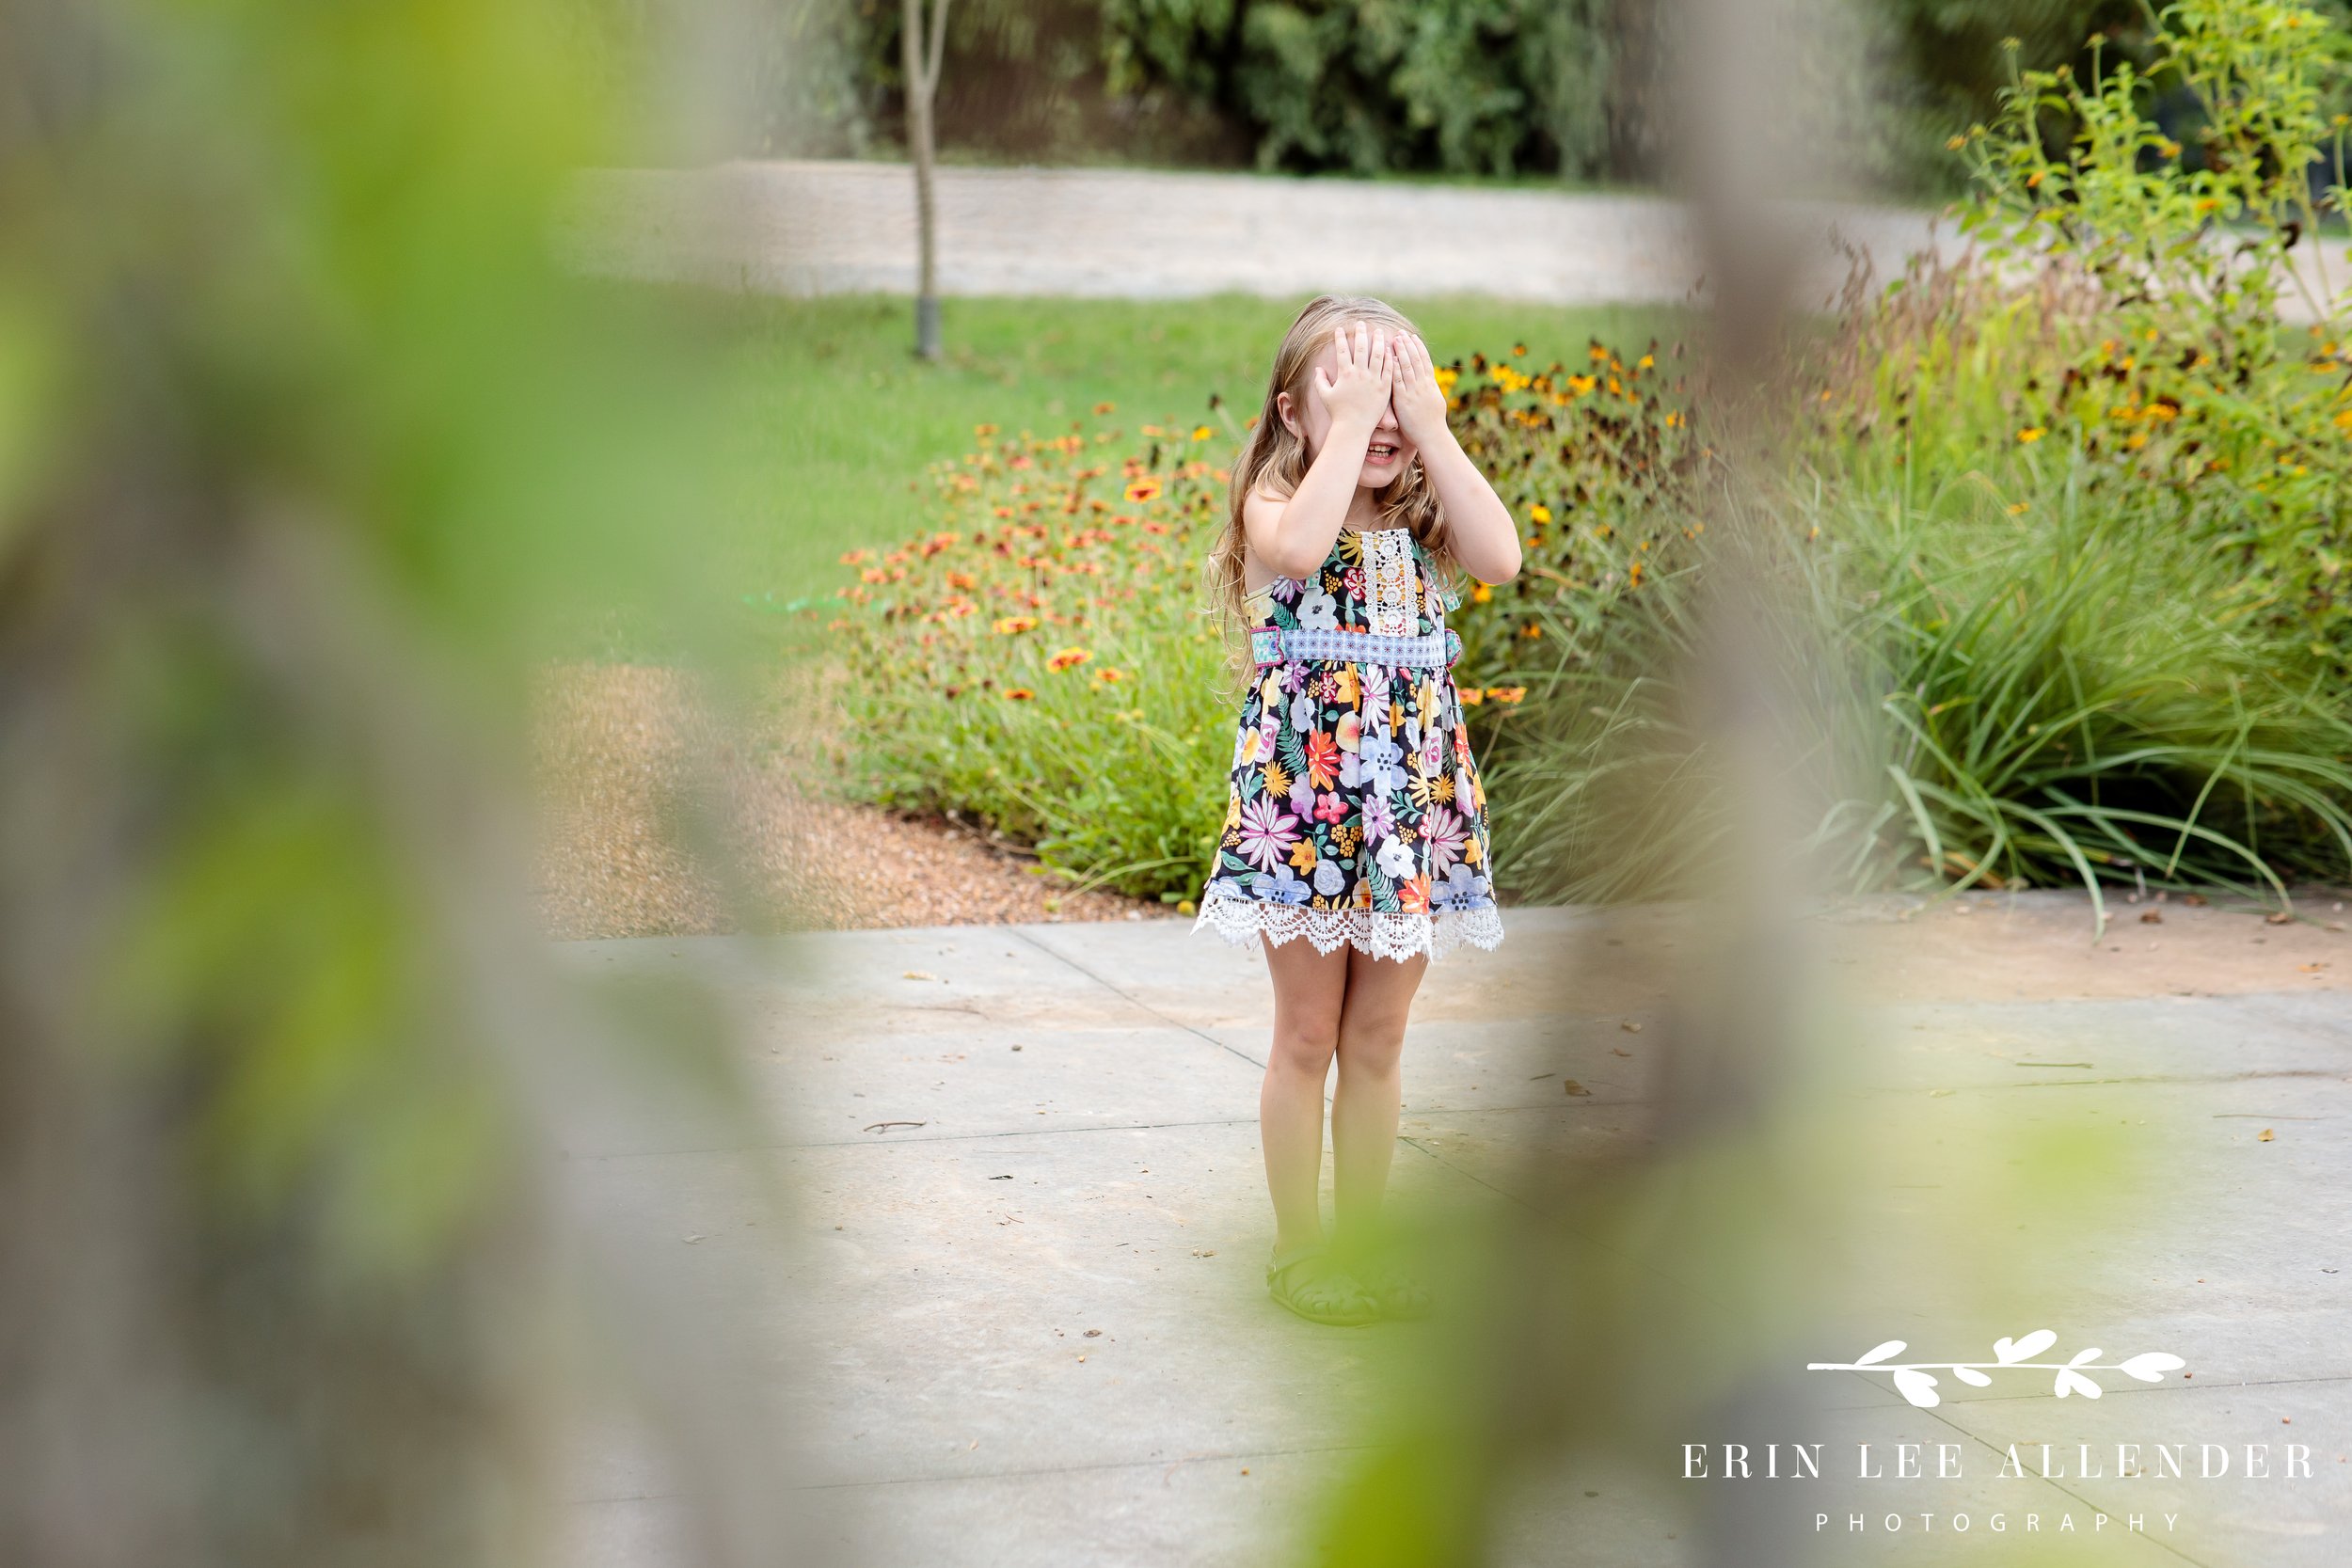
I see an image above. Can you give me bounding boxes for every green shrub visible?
[1944,0,2352,663]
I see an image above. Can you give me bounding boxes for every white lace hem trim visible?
[1190,896,1504,961]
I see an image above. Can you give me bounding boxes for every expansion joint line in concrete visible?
[1005,927,1268,1072]
[1915,1396,2216,1568]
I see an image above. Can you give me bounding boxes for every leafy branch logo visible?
[1807,1331,2186,1408]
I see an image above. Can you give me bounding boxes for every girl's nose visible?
[1375,399,1400,431]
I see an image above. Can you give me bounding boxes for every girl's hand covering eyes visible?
[1311,321,1394,430]
[1388,333,1449,447]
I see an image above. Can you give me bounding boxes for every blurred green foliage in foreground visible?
[0,4,779,1565]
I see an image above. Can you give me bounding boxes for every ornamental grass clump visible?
[1476,0,2352,915]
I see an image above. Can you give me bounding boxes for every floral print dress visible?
[1193,526,1504,962]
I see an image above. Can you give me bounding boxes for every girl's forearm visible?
[1258,415,1377,578]
[1417,427,1520,583]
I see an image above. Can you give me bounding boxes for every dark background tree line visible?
[618,0,2321,198]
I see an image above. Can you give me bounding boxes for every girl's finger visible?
[1332,325,1352,373]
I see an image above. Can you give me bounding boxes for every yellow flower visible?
[1288,838,1318,871]
[1091,666,1126,685]
[1470,583,1492,604]
[1664,411,1682,428]
[1046,645,1092,673]
[1123,477,1164,503]
[1946,135,1966,151]
[1192,425,1214,441]
[992,615,1040,635]
[2007,501,2028,515]
[1435,368,1459,391]
[974,423,999,437]
[2016,427,2046,444]
[2026,170,2045,189]
[1529,504,1552,524]
[1637,354,1655,370]
[1263,758,1292,798]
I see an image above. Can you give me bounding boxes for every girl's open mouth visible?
[1367,443,1400,461]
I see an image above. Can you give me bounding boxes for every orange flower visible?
[1397,874,1431,913]
[1457,686,1486,706]
[1123,477,1164,503]
[1004,688,1035,701]
[1046,646,1092,673]
[992,615,1039,636]
[1304,730,1341,788]
[1485,686,1527,705]
[2016,426,2046,443]
[974,422,999,437]
[1093,401,1117,415]
[839,548,870,565]
[1091,666,1126,685]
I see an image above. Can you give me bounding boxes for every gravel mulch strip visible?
[532,661,1173,940]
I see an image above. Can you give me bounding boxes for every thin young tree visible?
[901,0,950,359]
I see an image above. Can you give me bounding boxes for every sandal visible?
[1358,1258,1434,1321]
[1265,1245,1379,1327]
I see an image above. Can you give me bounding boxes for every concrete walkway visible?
[555,899,2352,1567]
[560,160,1953,309]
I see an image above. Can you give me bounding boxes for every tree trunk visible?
[902,0,948,361]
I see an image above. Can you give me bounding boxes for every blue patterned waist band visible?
[1250,626,1462,671]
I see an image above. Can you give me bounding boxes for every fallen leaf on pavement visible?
[1564,1079,1592,1097]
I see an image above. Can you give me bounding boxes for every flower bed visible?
[818,356,1700,904]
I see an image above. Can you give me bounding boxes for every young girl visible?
[1194,295,1519,1325]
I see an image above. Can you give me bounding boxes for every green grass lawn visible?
[584,292,1684,660]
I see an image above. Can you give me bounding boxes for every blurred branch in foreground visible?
[1307,2,1890,1563]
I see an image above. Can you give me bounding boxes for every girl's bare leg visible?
[1330,945,1427,1248]
[1260,936,1351,1258]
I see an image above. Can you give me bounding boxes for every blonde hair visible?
[1205,294,1458,681]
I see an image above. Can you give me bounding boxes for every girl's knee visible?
[1335,1031,1406,1079]
[1268,1024,1339,1079]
